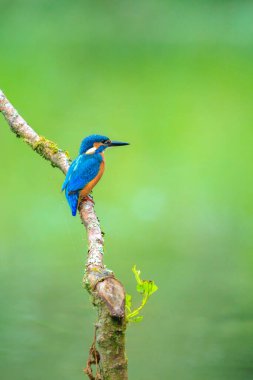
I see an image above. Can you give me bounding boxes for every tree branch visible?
[0,90,127,380]
[0,91,70,174]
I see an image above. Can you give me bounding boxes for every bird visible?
[62,134,129,216]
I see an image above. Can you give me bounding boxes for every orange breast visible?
[79,155,105,201]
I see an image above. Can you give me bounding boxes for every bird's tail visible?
[66,190,79,216]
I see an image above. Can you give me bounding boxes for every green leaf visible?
[129,316,143,323]
[146,281,158,296]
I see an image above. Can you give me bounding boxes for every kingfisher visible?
[62,134,129,216]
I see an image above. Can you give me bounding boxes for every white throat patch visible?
[85,146,97,155]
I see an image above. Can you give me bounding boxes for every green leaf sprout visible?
[126,265,158,323]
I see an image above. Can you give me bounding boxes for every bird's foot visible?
[86,194,94,204]
[79,194,95,209]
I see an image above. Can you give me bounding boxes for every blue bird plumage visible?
[62,134,129,216]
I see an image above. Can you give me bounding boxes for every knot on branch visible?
[84,269,125,318]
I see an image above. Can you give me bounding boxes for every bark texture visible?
[0,90,128,380]
[96,305,127,380]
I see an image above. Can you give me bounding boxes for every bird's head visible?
[79,134,129,155]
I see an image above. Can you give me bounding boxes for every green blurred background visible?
[1,1,253,379]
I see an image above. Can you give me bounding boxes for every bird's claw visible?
[78,194,95,209]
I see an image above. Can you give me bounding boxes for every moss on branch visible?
[30,136,71,166]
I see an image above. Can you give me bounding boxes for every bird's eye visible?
[103,139,111,144]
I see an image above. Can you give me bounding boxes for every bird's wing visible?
[61,156,80,191]
[64,154,101,194]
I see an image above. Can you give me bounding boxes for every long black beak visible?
[108,141,130,147]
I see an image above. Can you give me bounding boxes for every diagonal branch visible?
[0,90,70,174]
[0,89,127,380]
